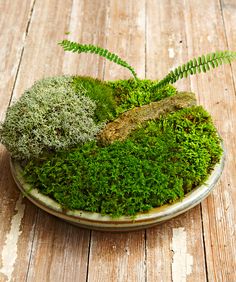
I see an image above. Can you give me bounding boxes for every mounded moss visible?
[23,106,222,217]
[107,79,177,114]
[72,76,117,122]
[72,76,178,120]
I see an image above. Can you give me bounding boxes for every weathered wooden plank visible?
[0,151,36,282]
[183,0,236,281]
[89,231,146,282]
[62,0,109,79]
[221,0,236,77]
[26,215,90,282]
[0,1,36,281]
[146,207,206,282]
[87,1,146,282]
[104,0,146,80]
[11,0,71,102]
[145,1,207,281]
[0,0,35,121]
[146,0,191,91]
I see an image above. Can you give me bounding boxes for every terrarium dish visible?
[10,153,224,231]
[1,40,234,231]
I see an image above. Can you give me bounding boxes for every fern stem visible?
[59,40,139,80]
[152,50,236,91]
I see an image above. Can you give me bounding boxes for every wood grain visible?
[221,0,236,79]
[146,207,207,282]
[88,231,146,282]
[0,0,34,122]
[62,0,109,79]
[26,215,90,282]
[146,0,191,91]
[104,0,146,80]
[11,0,71,102]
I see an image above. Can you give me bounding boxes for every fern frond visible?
[59,40,138,80]
[152,50,236,91]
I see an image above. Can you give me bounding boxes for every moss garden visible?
[1,40,235,218]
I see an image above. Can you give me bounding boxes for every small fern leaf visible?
[59,40,138,80]
[152,50,236,91]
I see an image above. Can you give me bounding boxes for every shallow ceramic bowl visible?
[10,145,225,232]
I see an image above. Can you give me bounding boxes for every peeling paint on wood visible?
[0,195,25,281]
[171,227,193,282]
[168,47,175,58]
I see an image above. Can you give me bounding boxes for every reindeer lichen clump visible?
[0,76,103,159]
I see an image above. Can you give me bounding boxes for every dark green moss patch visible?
[72,76,117,122]
[23,106,222,217]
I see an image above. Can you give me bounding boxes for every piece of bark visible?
[98,92,196,145]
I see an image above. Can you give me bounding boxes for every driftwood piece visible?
[98,92,197,145]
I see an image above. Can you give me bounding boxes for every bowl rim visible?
[10,142,225,231]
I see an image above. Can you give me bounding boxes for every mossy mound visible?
[23,106,222,217]
[72,77,178,120]
[108,79,177,114]
[72,76,117,122]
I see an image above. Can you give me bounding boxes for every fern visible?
[59,40,138,80]
[152,50,236,91]
[59,41,236,91]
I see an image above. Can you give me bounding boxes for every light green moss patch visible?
[108,79,177,114]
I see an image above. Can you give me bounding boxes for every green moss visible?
[72,76,117,122]
[72,77,177,120]
[23,106,222,217]
[107,79,177,114]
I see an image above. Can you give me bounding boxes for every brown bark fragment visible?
[98,92,196,145]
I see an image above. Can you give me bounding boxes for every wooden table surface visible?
[0,0,236,281]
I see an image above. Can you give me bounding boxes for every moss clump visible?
[72,77,177,120]
[108,79,177,114]
[72,76,117,122]
[0,76,102,160]
[23,106,222,217]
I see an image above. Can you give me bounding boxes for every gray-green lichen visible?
[0,76,102,160]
